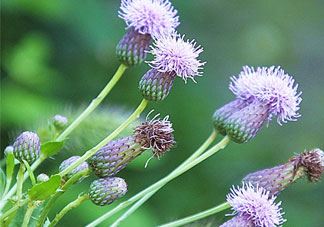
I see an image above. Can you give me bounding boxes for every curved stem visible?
[59,99,148,177]
[37,169,90,227]
[0,199,27,222]
[57,64,128,141]
[0,65,127,211]
[49,194,89,227]
[22,202,36,227]
[159,202,230,227]
[16,164,25,203]
[86,131,219,227]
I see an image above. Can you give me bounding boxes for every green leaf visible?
[28,175,61,201]
[22,160,36,185]
[6,152,15,182]
[0,167,5,196]
[41,141,64,157]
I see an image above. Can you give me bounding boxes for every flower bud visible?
[89,177,127,206]
[13,131,40,164]
[89,115,175,177]
[4,145,14,156]
[138,69,176,101]
[116,28,151,66]
[53,114,68,130]
[242,148,324,196]
[37,173,49,182]
[59,156,89,182]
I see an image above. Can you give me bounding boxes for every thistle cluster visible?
[87,114,175,205]
[12,131,40,164]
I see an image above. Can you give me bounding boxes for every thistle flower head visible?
[229,66,302,124]
[59,156,89,182]
[119,0,179,38]
[13,131,40,164]
[149,34,205,82]
[227,183,285,227]
[37,173,49,182]
[134,113,175,157]
[53,114,68,130]
[89,177,128,206]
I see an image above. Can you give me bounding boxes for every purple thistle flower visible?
[229,66,302,124]
[213,66,302,143]
[242,148,324,196]
[119,0,179,38]
[89,177,127,206]
[59,156,89,182]
[13,131,40,164]
[149,34,205,82]
[220,215,254,227]
[89,114,175,177]
[222,183,285,227]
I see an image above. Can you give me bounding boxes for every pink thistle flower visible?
[119,0,179,38]
[223,183,285,227]
[229,66,302,124]
[149,34,205,82]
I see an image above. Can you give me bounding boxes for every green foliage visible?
[41,141,64,157]
[5,153,15,184]
[0,168,5,197]
[28,175,61,201]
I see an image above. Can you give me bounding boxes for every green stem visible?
[49,194,89,227]
[86,131,219,227]
[37,169,90,227]
[16,164,25,203]
[22,202,36,227]
[56,64,127,141]
[0,199,28,222]
[59,99,148,177]
[0,157,44,211]
[159,202,230,227]
[0,65,127,211]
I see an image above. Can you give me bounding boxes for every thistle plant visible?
[1,1,323,226]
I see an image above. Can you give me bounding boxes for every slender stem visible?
[0,157,44,211]
[49,194,89,227]
[16,164,25,203]
[56,64,127,141]
[86,131,219,227]
[37,169,90,227]
[0,65,127,211]
[109,136,230,226]
[59,99,148,177]
[22,202,36,227]
[0,199,28,221]
[159,202,230,227]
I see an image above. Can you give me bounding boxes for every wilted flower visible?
[117,0,179,66]
[53,114,68,130]
[243,148,324,196]
[139,34,205,101]
[88,114,175,177]
[13,131,40,164]
[89,177,127,206]
[59,156,89,182]
[221,183,285,227]
[213,66,302,143]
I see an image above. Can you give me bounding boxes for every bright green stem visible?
[37,169,90,227]
[49,194,89,227]
[56,64,128,141]
[59,99,148,177]
[159,202,230,227]
[0,199,27,222]
[22,202,36,227]
[86,131,220,227]
[16,164,25,203]
[0,157,44,211]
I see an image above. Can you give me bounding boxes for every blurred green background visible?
[1,0,324,226]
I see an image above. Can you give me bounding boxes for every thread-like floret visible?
[229,66,302,124]
[119,0,179,38]
[227,183,285,227]
[134,114,175,157]
[149,34,205,82]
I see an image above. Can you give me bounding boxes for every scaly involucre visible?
[229,66,302,124]
[149,34,205,82]
[119,0,179,37]
[226,183,285,227]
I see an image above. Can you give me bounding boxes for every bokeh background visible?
[1,0,324,226]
